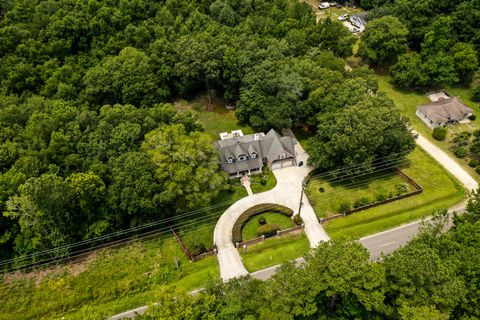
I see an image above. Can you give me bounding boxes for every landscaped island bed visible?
[240,233,309,272]
[241,211,295,241]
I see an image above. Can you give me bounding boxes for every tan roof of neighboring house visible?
[417,97,473,123]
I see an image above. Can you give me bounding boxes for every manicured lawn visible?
[0,237,219,320]
[377,74,480,182]
[241,212,295,241]
[250,168,277,194]
[323,147,465,240]
[240,233,310,272]
[306,169,414,218]
[174,95,254,140]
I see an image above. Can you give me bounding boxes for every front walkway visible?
[213,138,329,281]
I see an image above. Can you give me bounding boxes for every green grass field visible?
[306,169,414,218]
[174,95,254,140]
[240,233,310,272]
[241,212,295,241]
[0,238,219,320]
[377,74,480,182]
[323,147,465,239]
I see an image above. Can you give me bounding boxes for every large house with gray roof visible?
[215,129,297,177]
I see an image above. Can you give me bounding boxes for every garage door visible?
[271,163,282,170]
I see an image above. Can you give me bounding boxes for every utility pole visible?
[298,181,307,216]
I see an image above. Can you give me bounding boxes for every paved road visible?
[214,139,329,281]
[415,131,478,192]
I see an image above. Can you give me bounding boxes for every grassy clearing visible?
[377,74,480,182]
[323,147,465,239]
[0,238,218,320]
[306,169,414,218]
[240,233,310,272]
[174,95,254,140]
[241,212,295,241]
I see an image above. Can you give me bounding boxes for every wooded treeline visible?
[357,0,480,89]
[0,0,414,263]
[139,192,480,320]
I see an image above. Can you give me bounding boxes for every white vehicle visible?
[338,14,349,21]
[318,2,330,9]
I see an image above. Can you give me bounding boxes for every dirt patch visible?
[173,94,227,113]
[2,252,97,287]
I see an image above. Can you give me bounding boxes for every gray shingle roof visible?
[417,97,473,123]
[215,129,296,175]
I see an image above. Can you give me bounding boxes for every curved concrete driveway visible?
[214,140,329,281]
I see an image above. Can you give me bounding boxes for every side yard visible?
[322,147,465,239]
[377,74,480,182]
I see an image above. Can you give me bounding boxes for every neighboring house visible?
[416,97,473,129]
[215,129,297,177]
[350,12,367,32]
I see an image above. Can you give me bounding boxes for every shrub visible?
[338,201,351,213]
[454,146,468,158]
[258,216,266,225]
[293,214,303,225]
[257,223,281,237]
[353,197,370,208]
[260,178,266,185]
[476,165,480,174]
[474,129,480,137]
[469,159,479,168]
[452,131,471,146]
[432,127,447,141]
[188,242,207,256]
[469,114,477,121]
[319,187,325,193]
[375,192,388,202]
[396,183,408,194]
[470,141,480,154]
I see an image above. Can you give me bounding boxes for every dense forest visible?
[0,0,414,263]
[139,192,480,320]
[358,0,480,89]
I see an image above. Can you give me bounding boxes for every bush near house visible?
[432,126,448,141]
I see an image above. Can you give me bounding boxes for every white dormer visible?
[279,153,287,160]
[250,151,257,159]
[226,156,234,164]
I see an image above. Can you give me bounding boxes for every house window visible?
[251,152,257,159]
[238,154,247,161]
[226,156,234,164]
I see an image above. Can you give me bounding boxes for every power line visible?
[0,156,422,272]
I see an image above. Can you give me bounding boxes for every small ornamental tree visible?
[432,127,447,141]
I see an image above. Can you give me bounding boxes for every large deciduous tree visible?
[358,16,409,65]
[307,95,415,173]
[141,124,226,213]
[4,174,75,254]
[83,47,167,106]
